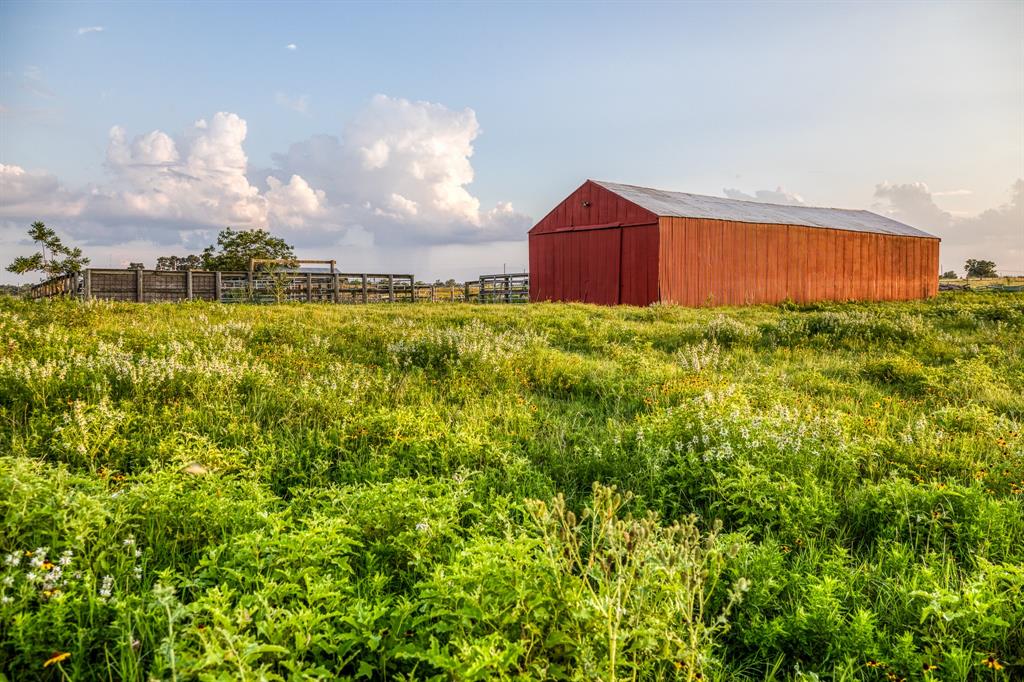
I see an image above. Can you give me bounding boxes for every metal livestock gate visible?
[528,180,940,306]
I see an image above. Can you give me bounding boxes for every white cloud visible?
[285,43,297,51]
[274,92,309,114]
[77,26,105,35]
[266,175,326,227]
[874,180,1024,275]
[270,94,530,245]
[0,95,530,277]
[2,113,326,247]
[722,186,805,205]
[932,189,973,197]
[0,164,85,218]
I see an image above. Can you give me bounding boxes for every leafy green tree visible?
[155,254,203,271]
[940,270,958,279]
[964,259,997,279]
[200,227,295,271]
[6,222,90,279]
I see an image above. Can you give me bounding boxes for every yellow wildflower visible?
[43,652,70,668]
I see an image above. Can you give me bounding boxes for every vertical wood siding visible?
[529,227,632,305]
[658,217,939,306]
[529,180,661,305]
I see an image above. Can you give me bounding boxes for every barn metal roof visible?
[593,180,937,238]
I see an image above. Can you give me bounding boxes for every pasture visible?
[1,293,1022,680]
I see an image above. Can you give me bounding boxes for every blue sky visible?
[1,1,1021,282]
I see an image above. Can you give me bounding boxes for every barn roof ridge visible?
[590,179,937,239]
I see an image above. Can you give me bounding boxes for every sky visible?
[1,0,1022,284]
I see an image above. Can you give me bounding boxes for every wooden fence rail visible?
[28,269,530,304]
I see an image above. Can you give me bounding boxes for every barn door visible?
[574,228,621,305]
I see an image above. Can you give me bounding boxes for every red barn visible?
[528,180,940,306]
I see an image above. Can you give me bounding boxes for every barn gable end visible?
[528,180,659,234]
[528,180,661,305]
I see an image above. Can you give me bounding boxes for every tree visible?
[6,222,90,279]
[940,270,958,279]
[128,262,145,270]
[964,259,997,279]
[200,227,295,271]
[156,254,203,271]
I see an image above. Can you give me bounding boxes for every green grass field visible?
[1,294,1022,681]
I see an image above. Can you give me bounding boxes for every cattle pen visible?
[27,268,530,304]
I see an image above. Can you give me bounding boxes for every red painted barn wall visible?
[657,217,939,306]
[529,181,660,305]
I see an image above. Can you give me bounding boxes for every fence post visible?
[247,269,254,302]
[464,282,470,302]
[410,276,415,302]
[479,276,485,304]
[136,268,144,303]
[214,271,222,302]
[83,269,91,301]
[333,273,339,303]
[186,269,193,301]
[430,284,435,302]
[362,274,368,303]
[388,275,394,303]
[451,284,455,302]
[306,272,313,303]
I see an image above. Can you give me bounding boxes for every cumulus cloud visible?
[285,43,297,51]
[0,94,530,277]
[1,113,326,247]
[274,92,309,114]
[77,26,105,35]
[723,186,805,205]
[270,94,530,245]
[0,164,85,218]
[874,180,1023,275]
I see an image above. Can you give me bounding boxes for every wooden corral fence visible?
[478,273,530,303]
[28,268,531,304]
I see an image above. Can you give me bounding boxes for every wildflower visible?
[26,572,38,583]
[122,536,135,547]
[2,575,13,587]
[134,548,142,559]
[43,652,70,668]
[981,655,1003,670]
[0,595,11,604]
[98,575,113,599]
[865,660,882,668]
[922,663,938,672]
[42,561,54,570]
[3,553,19,567]
[59,551,72,567]
[415,522,429,533]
